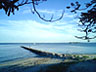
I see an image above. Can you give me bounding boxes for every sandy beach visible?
[0,46,96,72]
[0,54,96,72]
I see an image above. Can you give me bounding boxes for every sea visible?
[0,43,96,64]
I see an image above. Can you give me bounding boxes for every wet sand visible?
[0,46,96,72]
[0,55,96,72]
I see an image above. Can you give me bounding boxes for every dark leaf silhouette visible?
[66,6,70,9]
[71,3,75,6]
[0,0,64,22]
[67,0,96,42]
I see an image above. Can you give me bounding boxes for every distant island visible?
[69,42,80,44]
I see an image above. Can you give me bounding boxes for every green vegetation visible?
[70,55,90,62]
[93,57,96,60]
[82,56,89,59]
[75,55,80,59]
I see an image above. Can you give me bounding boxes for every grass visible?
[93,57,96,60]
[82,56,89,59]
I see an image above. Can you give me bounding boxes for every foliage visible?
[93,57,96,60]
[0,0,64,22]
[0,0,19,16]
[67,0,96,42]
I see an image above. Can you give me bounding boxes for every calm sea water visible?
[0,43,96,63]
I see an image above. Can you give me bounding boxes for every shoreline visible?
[21,46,96,60]
[0,46,96,72]
[0,56,96,72]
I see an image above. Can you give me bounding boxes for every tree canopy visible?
[67,0,96,42]
[0,0,64,22]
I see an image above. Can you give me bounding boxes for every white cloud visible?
[22,9,55,14]
[64,13,77,18]
[22,9,31,14]
[22,9,63,16]
[0,20,81,42]
[38,9,55,14]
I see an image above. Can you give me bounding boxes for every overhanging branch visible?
[32,0,64,22]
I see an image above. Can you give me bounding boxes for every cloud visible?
[64,13,77,18]
[22,9,54,14]
[0,19,78,34]
[0,19,81,42]
[22,8,63,14]
[22,9,31,14]
[22,9,78,22]
[38,9,55,14]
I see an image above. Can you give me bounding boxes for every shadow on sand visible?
[0,56,96,72]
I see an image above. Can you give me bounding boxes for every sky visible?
[0,0,96,43]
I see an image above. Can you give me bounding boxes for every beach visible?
[0,54,96,72]
[0,43,96,72]
[0,47,96,72]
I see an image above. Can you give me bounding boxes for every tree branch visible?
[32,0,65,22]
